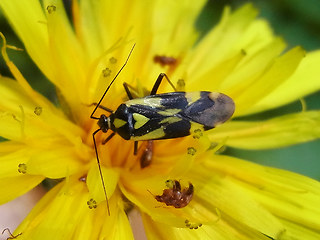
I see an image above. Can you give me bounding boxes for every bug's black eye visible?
[98,114,109,132]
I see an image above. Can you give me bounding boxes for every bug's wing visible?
[127,102,193,140]
[180,92,235,129]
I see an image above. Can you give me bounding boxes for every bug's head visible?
[97,114,110,132]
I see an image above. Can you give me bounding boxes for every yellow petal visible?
[43,0,88,117]
[187,4,259,81]
[26,148,86,178]
[86,163,119,203]
[0,175,43,204]
[280,219,320,240]
[210,111,320,149]
[246,50,320,115]
[0,142,44,203]
[207,155,320,234]
[73,190,134,240]
[142,213,273,240]
[0,0,54,80]
[15,177,133,240]
[231,46,305,116]
[189,157,285,238]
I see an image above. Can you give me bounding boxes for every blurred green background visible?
[0,0,319,180]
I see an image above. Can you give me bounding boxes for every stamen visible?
[187,147,197,156]
[87,198,97,209]
[184,219,202,229]
[192,129,203,139]
[46,5,57,14]
[102,68,112,77]
[109,57,117,64]
[18,163,27,174]
[34,106,42,116]
[176,79,185,91]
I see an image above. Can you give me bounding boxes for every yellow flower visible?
[0,0,320,239]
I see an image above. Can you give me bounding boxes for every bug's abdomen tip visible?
[208,92,235,126]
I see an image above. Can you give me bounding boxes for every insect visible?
[137,140,154,168]
[2,228,22,240]
[90,45,235,215]
[154,55,177,67]
[155,180,194,208]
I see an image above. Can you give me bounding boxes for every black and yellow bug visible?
[90,46,235,215]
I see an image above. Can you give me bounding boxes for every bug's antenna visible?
[93,128,110,215]
[90,44,135,216]
[91,44,136,119]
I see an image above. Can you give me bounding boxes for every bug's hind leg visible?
[87,103,113,113]
[150,73,176,95]
[123,82,134,100]
[134,141,138,155]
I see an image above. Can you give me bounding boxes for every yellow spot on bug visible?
[157,108,181,116]
[131,127,165,141]
[34,106,42,116]
[46,5,56,14]
[133,113,150,129]
[87,198,97,209]
[159,116,182,125]
[127,97,162,108]
[185,92,201,105]
[18,163,27,174]
[113,118,126,128]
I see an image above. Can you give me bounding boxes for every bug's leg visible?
[102,132,116,145]
[123,82,134,100]
[88,103,113,113]
[2,228,22,239]
[93,129,110,215]
[134,141,139,155]
[150,73,176,95]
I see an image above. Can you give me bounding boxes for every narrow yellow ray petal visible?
[189,161,285,239]
[0,33,54,109]
[280,219,320,240]
[14,177,88,240]
[26,148,86,179]
[0,175,44,204]
[216,37,286,92]
[0,0,54,79]
[72,189,134,240]
[43,0,89,121]
[246,50,320,115]
[86,163,119,203]
[210,111,320,149]
[232,46,305,116]
[207,155,320,233]
[142,212,273,240]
